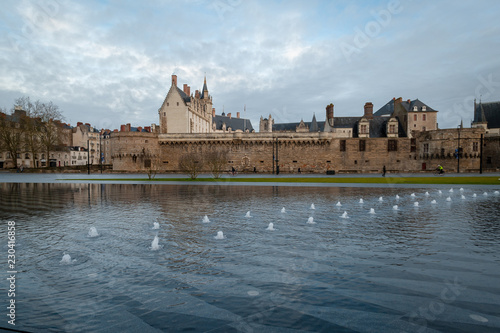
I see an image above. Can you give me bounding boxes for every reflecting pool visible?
[1,183,500,332]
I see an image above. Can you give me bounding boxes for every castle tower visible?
[158,74,213,134]
[259,114,273,132]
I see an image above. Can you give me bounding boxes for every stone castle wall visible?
[111,128,490,173]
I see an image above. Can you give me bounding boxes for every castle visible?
[2,74,499,173]
[109,75,497,174]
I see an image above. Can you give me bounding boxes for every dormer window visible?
[413,106,418,111]
[422,106,426,111]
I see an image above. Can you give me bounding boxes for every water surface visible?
[1,183,499,332]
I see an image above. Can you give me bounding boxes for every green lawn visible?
[62,176,500,185]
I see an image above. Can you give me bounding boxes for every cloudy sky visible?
[1,0,499,131]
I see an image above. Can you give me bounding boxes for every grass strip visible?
[60,176,500,185]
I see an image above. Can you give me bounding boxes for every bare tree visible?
[179,152,203,179]
[15,97,42,167]
[14,97,64,167]
[0,108,23,169]
[205,148,228,179]
[37,101,64,167]
[142,147,161,180]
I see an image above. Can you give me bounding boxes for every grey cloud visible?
[1,0,499,131]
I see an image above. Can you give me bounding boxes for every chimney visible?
[195,90,199,98]
[186,85,190,96]
[85,123,90,127]
[172,75,177,87]
[126,123,131,131]
[183,84,188,95]
[113,129,118,132]
[326,103,334,120]
[144,126,151,132]
[407,99,411,104]
[228,113,232,119]
[120,124,126,132]
[364,102,374,119]
[393,97,396,101]
[237,112,240,118]
[137,126,142,132]
[212,108,216,117]
[77,122,83,127]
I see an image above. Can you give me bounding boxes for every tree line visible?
[0,96,65,169]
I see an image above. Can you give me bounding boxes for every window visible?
[25,153,29,159]
[340,140,346,152]
[422,126,426,131]
[388,140,398,151]
[167,103,169,106]
[441,148,445,156]
[413,106,418,111]
[422,106,427,111]
[360,124,368,134]
[414,114,418,121]
[473,142,479,152]
[177,102,179,106]
[422,114,426,121]
[359,140,366,151]
[389,124,396,134]
[423,143,429,153]
[144,159,151,168]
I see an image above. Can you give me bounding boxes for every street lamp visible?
[276,137,279,175]
[87,139,90,175]
[456,125,461,173]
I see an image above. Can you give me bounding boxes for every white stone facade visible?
[158,75,213,134]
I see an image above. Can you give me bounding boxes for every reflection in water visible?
[0,183,499,332]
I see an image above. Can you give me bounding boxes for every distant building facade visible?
[472,100,500,135]
[259,97,436,139]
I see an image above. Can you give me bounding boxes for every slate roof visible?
[333,117,359,128]
[213,115,254,132]
[474,101,500,128]
[374,98,436,116]
[176,87,191,103]
[273,121,325,132]
[310,114,319,132]
[373,100,395,117]
[130,127,150,133]
[200,78,208,99]
[272,115,406,137]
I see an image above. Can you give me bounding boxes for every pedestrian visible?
[382,165,386,177]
